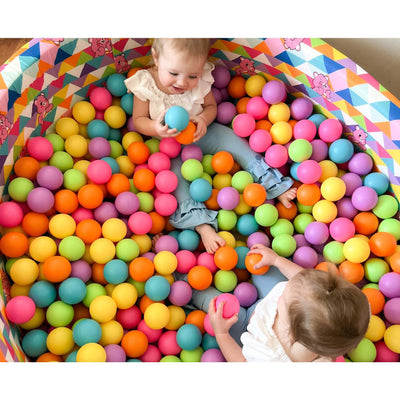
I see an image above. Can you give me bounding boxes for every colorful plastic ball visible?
[21,329,48,358]
[159,137,181,158]
[214,270,238,292]
[249,129,272,153]
[246,96,269,120]
[231,171,254,193]
[26,136,54,161]
[351,186,378,211]
[154,170,178,195]
[46,300,74,327]
[181,144,203,162]
[128,211,153,235]
[383,297,400,324]
[89,295,117,323]
[114,191,139,216]
[364,258,390,283]
[211,151,234,175]
[290,97,313,120]
[227,75,246,98]
[104,105,127,129]
[288,139,313,162]
[215,293,240,318]
[35,165,63,191]
[153,251,178,275]
[312,200,337,223]
[214,186,239,210]
[347,338,377,362]
[177,229,200,251]
[217,101,237,124]
[188,265,213,290]
[102,259,128,285]
[86,159,112,184]
[58,277,87,305]
[154,193,177,216]
[175,250,197,274]
[242,183,266,208]
[379,272,400,298]
[89,238,116,265]
[46,327,74,356]
[267,102,290,123]
[262,80,286,104]
[296,159,322,184]
[165,105,190,132]
[379,218,400,241]
[217,210,237,231]
[232,113,256,137]
[181,159,204,181]
[320,176,346,202]
[363,172,390,195]
[120,92,134,115]
[90,86,113,110]
[348,152,373,175]
[5,295,36,324]
[253,203,278,227]
[309,139,328,162]
[144,303,170,330]
[269,121,292,144]
[236,214,258,236]
[343,237,370,263]
[372,194,399,219]
[0,201,24,227]
[384,325,400,354]
[189,178,213,202]
[375,341,400,362]
[148,152,171,173]
[369,231,397,257]
[72,100,96,124]
[7,176,34,202]
[200,348,225,362]
[76,342,107,362]
[212,65,231,88]
[72,318,102,346]
[87,119,110,139]
[29,281,57,308]
[233,282,258,307]
[158,331,181,356]
[271,234,297,257]
[245,74,266,97]
[168,280,192,307]
[264,144,288,168]
[328,217,355,242]
[145,275,171,301]
[104,344,127,362]
[293,119,316,141]
[116,305,142,330]
[106,73,127,97]
[318,118,343,143]
[176,324,202,351]
[0,231,28,259]
[58,236,85,261]
[328,138,354,164]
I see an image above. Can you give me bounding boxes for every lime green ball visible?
[270,218,294,237]
[181,159,204,181]
[362,282,379,290]
[83,283,107,307]
[46,133,65,152]
[128,279,146,297]
[129,179,139,194]
[231,171,254,193]
[296,202,313,214]
[160,355,182,362]
[378,218,400,240]
[288,139,313,162]
[109,140,124,158]
[46,300,74,327]
[58,236,86,261]
[8,176,34,202]
[348,338,376,362]
[254,203,279,227]
[293,213,315,234]
[116,238,140,262]
[137,192,154,212]
[271,234,297,257]
[145,138,160,154]
[364,258,390,283]
[200,172,213,185]
[202,154,215,175]
[372,194,399,219]
[63,169,87,192]
[180,347,204,362]
[217,210,238,231]
[323,241,345,264]
[49,151,74,172]
[214,270,238,292]
[5,258,18,275]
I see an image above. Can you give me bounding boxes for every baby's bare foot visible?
[195,224,226,254]
[277,187,297,208]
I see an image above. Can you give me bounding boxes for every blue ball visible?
[21,329,48,358]
[101,156,120,174]
[103,259,129,284]
[328,138,354,164]
[144,275,171,301]
[106,73,127,97]
[177,229,200,251]
[73,318,102,346]
[201,332,219,350]
[363,172,390,195]
[290,162,300,181]
[58,277,87,305]
[308,113,326,129]
[29,281,57,308]
[237,214,259,236]
[120,93,134,115]
[165,106,190,132]
[109,128,122,142]
[65,350,78,362]
[176,324,202,351]
[189,178,213,202]
[87,119,110,139]
[235,246,250,270]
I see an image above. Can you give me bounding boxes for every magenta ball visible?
[168,280,193,306]
[304,221,330,245]
[246,96,269,120]
[318,119,343,143]
[88,136,111,158]
[116,305,141,329]
[5,295,36,324]
[140,345,162,362]
[347,152,374,176]
[36,165,64,190]
[71,207,94,223]
[293,119,317,141]
[329,217,355,242]
[176,250,197,274]
[383,298,400,324]
[292,246,318,268]
[215,293,240,318]
[233,282,258,307]
[296,159,322,184]
[232,113,256,137]
[264,144,288,168]
[155,170,178,194]
[105,344,127,362]
[197,252,218,274]
[203,314,215,336]
[87,159,112,184]
[0,201,24,228]
[247,231,270,248]
[290,97,314,120]
[310,139,328,162]
[138,319,163,343]
[374,341,400,362]
[154,193,178,216]
[378,272,400,298]
[201,348,226,362]
[351,186,378,211]
[94,202,118,223]
[341,172,363,196]
[249,129,272,153]
[217,101,237,125]
[158,331,181,356]
[27,136,54,161]
[212,87,222,104]
[115,191,140,215]
[294,234,309,248]
[70,260,92,282]
[27,187,54,213]
[128,211,153,234]
[181,145,203,162]
[212,65,231,89]
[336,198,358,219]
[159,137,181,158]
[154,235,179,254]
[217,187,240,210]
[89,86,113,110]
[262,80,286,104]
[148,152,171,174]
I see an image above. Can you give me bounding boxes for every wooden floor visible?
[0,38,31,65]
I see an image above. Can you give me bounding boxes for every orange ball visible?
[139,295,158,314]
[187,265,213,290]
[275,201,298,220]
[185,310,207,334]
[175,121,196,144]
[91,263,107,285]
[236,97,251,114]
[211,151,234,174]
[36,352,63,362]
[204,188,220,211]
[54,189,79,214]
[353,212,379,236]
[106,173,131,197]
[338,260,365,284]
[0,231,29,258]
[14,156,41,180]
[148,211,166,234]
[133,168,155,192]
[77,184,104,209]
[76,219,102,244]
[362,287,385,315]
[127,141,150,164]
[129,257,155,282]
[22,212,49,237]
[127,67,141,78]
[234,267,251,283]
[369,232,397,257]
[42,255,72,282]
[227,76,246,99]
[121,330,148,358]
[243,183,267,207]
[255,119,272,131]
[389,251,400,273]
[296,183,321,206]
[214,246,238,270]
[245,253,270,275]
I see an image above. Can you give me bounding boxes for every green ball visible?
[180,347,204,362]
[145,138,160,154]
[63,169,87,192]
[347,338,377,362]
[364,258,390,283]
[46,300,74,327]
[160,355,181,362]
[217,210,237,231]
[201,154,215,175]
[46,133,65,152]
[109,140,124,158]
[378,218,400,240]
[271,234,297,257]
[214,270,238,292]
[288,139,313,162]
[322,241,345,264]
[128,279,146,297]
[181,159,204,181]
[49,151,74,172]
[293,213,315,234]
[200,172,213,185]
[82,283,107,307]
[137,192,154,212]
[231,171,254,193]
[270,218,294,237]
[116,238,140,262]
[372,194,399,219]
[362,282,379,290]
[254,203,279,227]
[296,202,313,214]
[8,177,35,202]
[58,236,86,261]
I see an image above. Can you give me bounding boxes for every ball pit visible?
[0,38,400,365]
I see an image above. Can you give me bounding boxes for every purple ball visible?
[168,280,192,306]
[247,231,270,248]
[105,344,127,362]
[27,187,54,213]
[336,197,358,219]
[154,235,179,254]
[383,298,400,324]
[348,152,373,176]
[351,186,378,211]
[304,221,329,245]
[201,348,226,362]
[126,116,136,131]
[70,260,92,282]
[233,282,258,307]
[262,80,286,104]
[88,136,111,159]
[341,172,363,196]
[217,101,237,125]
[217,186,240,210]
[212,65,231,89]
[293,234,309,248]
[212,87,222,104]
[292,246,318,268]
[220,88,229,101]
[143,251,156,261]
[379,272,400,298]
[36,165,64,190]
[290,97,314,120]
[94,201,118,223]
[115,191,140,215]
[310,139,328,162]
[181,144,203,162]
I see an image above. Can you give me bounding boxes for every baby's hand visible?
[190,115,208,142]
[248,244,279,269]
[208,297,238,335]
[154,112,178,138]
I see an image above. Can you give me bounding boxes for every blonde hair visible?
[288,269,370,358]
[151,38,211,61]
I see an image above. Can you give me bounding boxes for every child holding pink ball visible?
[125,38,296,253]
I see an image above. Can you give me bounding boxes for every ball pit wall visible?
[0,37,399,361]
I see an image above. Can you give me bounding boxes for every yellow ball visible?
[122,131,143,151]
[64,135,88,158]
[19,307,45,330]
[245,74,266,97]
[384,324,400,353]
[218,231,236,248]
[49,214,76,239]
[99,320,124,346]
[76,342,106,362]
[46,327,74,355]
[153,251,178,275]
[312,200,337,223]
[73,159,90,176]
[165,305,186,330]
[131,234,152,254]
[89,295,117,323]
[144,303,170,330]
[72,101,96,125]
[318,160,338,182]
[55,117,80,139]
[10,283,31,297]
[320,177,346,201]
[213,173,232,189]
[29,236,57,262]
[104,105,127,129]
[116,155,135,177]
[10,258,39,286]
[270,121,293,144]
[343,237,370,263]
[101,218,127,242]
[111,282,138,309]
[90,238,116,264]
[365,315,386,342]
[234,194,252,215]
[268,102,291,123]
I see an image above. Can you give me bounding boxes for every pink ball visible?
[176,250,197,273]
[329,217,355,242]
[264,144,288,168]
[70,260,92,282]
[294,234,309,248]
[293,119,317,141]
[158,330,181,356]
[215,293,240,318]
[197,252,218,274]
[140,344,162,362]
[168,280,193,306]
[351,186,378,211]
[233,282,258,307]
[71,207,94,223]
[292,246,318,268]
[379,272,400,298]
[212,65,231,89]
[181,145,203,162]
[116,305,142,329]
[137,319,163,343]
[232,113,256,137]
[159,137,181,158]
[383,298,400,324]
[87,159,112,184]
[217,101,237,125]
[148,152,171,173]
[203,313,215,336]
[310,139,328,162]
[249,129,272,153]
[154,234,179,254]
[26,136,54,161]
[304,221,330,245]
[155,170,178,194]
[154,193,178,216]
[88,137,111,159]
[348,152,374,176]
[0,201,24,227]
[374,341,400,362]
[5,295,36,324]
[90,86,113,110]
[128,211,153,234]
[105,344,126,362]
[201,348,226,362]
[94,201,118,223]
[126,117,135,131]
[318,119,343,143]
[262,80,287,104]
[290,97,314,120]
[115,191,140,215]
[296,159,322,184]
[217,187,240,210]
[336,198,358,219]
[246,96,269,120]
[27,187,54,213]
[247,231,270,248]
[36,165,64,190]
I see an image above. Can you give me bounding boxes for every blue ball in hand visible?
[165,106,190,131]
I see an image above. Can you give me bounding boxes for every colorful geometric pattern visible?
[0,38,400,362]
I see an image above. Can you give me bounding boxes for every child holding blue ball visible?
[125,38,296,253]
